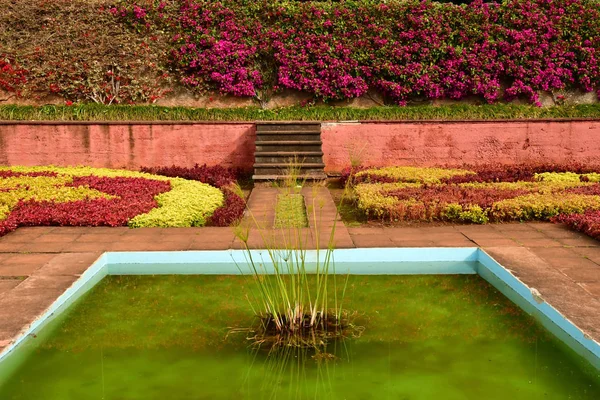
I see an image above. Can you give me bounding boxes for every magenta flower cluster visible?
[118,0,600,105]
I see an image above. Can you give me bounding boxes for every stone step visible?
[254,164,326,176]
[254,122,324,181]
[257,130,321,135]
[256,123,321,133]
[254,162,325,168]
[253,173,328,181]
[255,151,323,157]
[256,133,321,141]
[255,154,324,164]
[255,151,323,164]
[256,143,322,153]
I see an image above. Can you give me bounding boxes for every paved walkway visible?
[0,188,599,355]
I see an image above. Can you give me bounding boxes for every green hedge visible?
[1,104,600,122]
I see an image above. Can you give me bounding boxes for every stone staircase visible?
[253,122,327,181]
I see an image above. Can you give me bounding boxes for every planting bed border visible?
[0,248,598,372]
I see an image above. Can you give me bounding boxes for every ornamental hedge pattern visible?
[0,166,224,236]
[346,165,600,227]
[1,0,599,106]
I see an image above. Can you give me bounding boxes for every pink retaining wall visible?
[321,120,600,171]
[0,123,256,170]
[0,120,599,172]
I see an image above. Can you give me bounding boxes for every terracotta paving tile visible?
[580,282,600,299]
[119,231,165,241]
[0,265,38,277]
[63,242,110,253]
[33,253,102,276]
[420,232,467,241]
[0,287,68,343]
[105,242,173,252]
[35,233,82,243]
[39,227,92,234]
[346,227,385,235]
[1,253,56,274]
[189,232,235,243]
[493,223,538,232]
[484,246,600,342]
[0,233,45,244]
[461,232,508,243]
[532,223,581,238]
[316,235,355,249]
[557,236,600,248]
[431,239,477,247]
[20,242,70,253]
[188,241,232,250]
[558,266,600,284]
[572,247,600,264]
[11,227,56,235]
[157,234,196,244]
[350,234,395,248]
[77,227,129,235]
[418,226,460,234]
[0,242,24,252]
[16,274,78,291]
[529,247,579,260]
[454,225,499,235]
[514,238,562,247]
[393,240,438,247]
[473,238,519,247]
[3,253,57,264]
[76,233,124,243]
[503,230,549,240]
[0,279,21,296]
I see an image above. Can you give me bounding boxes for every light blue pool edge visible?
[0,247,598,371]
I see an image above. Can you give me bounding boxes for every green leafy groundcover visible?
[345,165,600,230]
[1,104,600,122]
[0,166,224,236]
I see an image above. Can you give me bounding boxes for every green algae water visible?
[0,274,599,400]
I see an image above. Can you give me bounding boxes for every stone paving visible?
[0,188,599,354]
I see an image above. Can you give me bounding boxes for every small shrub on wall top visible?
[1,0,599,105]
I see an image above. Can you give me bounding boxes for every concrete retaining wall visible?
[1,120,599,172]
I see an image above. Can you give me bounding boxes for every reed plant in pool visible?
[233,177,362,355]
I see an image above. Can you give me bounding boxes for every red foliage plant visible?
[140,164,240,188]
[554,211,600,241]
[387,185,530,210]
[565,183,600,196]
[207,188,246,227]
[140,164,247,226]
[0,176,171,236]
[442,163,600,184]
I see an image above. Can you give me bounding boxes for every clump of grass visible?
[274,194,308,228]
[232,159,361,354]
[3,103,600,122]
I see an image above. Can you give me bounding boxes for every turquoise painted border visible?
[0,248,598,372]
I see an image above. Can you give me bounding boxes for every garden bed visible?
[339,164,600,240]
[0,165,247,236]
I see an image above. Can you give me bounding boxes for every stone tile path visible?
[0,188,599,354]
[235,187,353,249]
